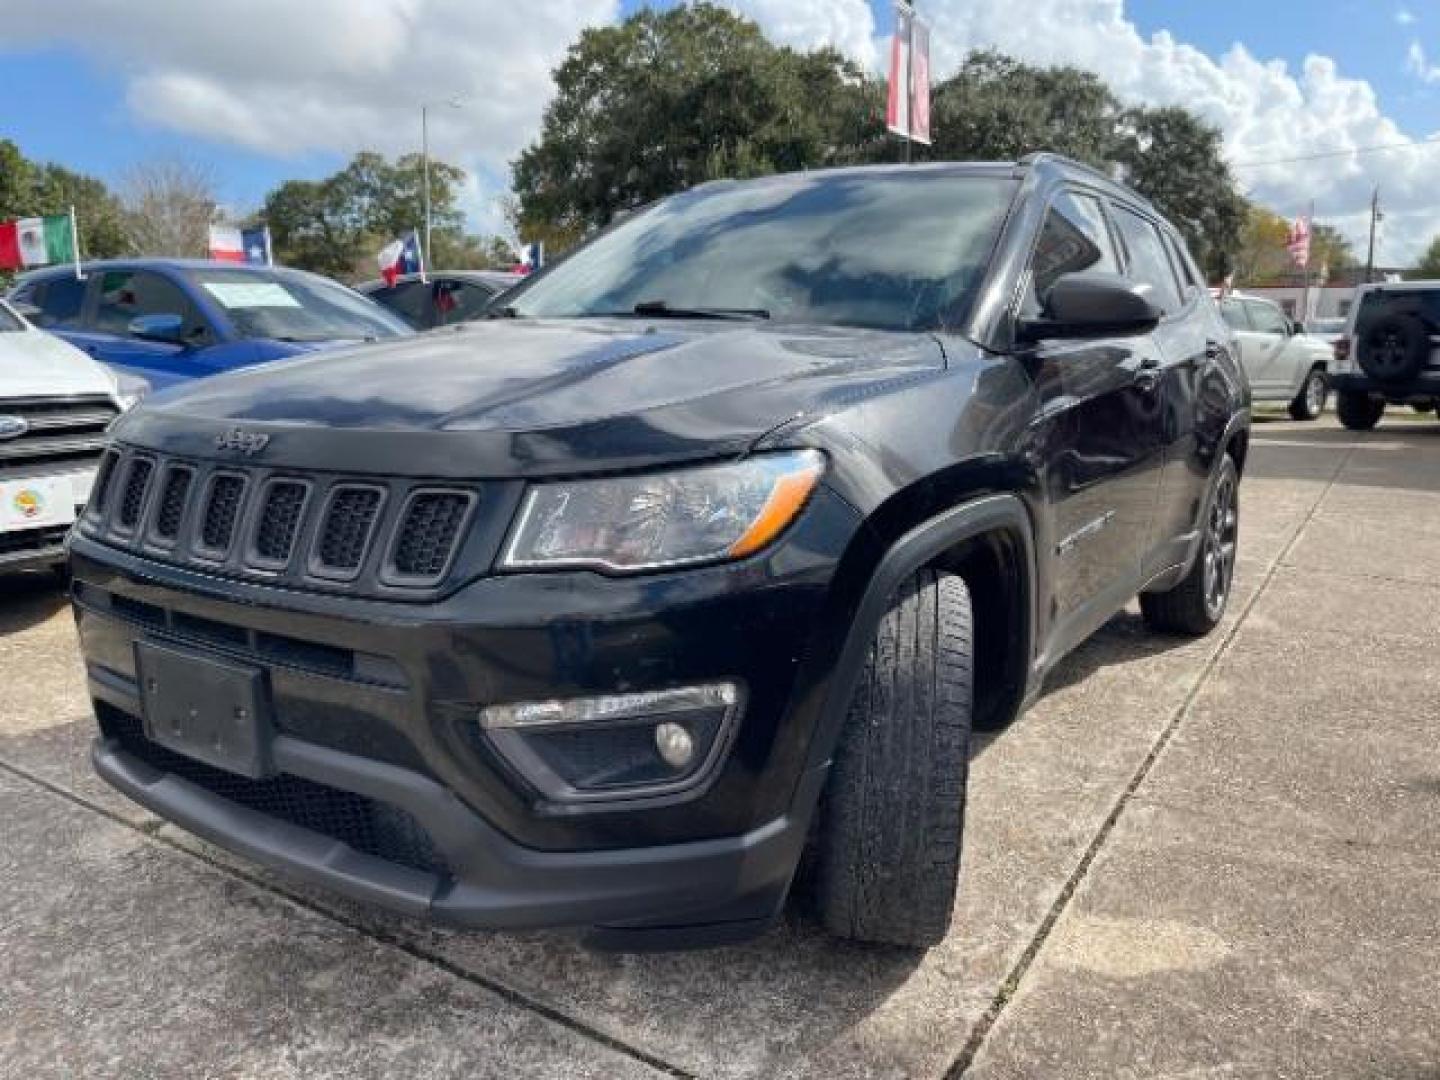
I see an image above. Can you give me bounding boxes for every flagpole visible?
[416,228,428,285]
[264,226,274,267]
[69,205,84,281]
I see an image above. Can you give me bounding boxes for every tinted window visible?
[190,268,410,342]
[1163,231,1200,291]
[1218,299,1250,332]
[1243,299,1288,336]
[1111,206,1182,315]
[509,173,1018,331]
[1355,289,1440,337]
[1026,190,1120,314]
[33,275,87,328]
[437,280,499,325]
[96,270,210,342]
[368,281,431,328]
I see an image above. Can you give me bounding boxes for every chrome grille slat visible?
[0,395,119,470]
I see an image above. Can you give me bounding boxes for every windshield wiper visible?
[630,300,770,320]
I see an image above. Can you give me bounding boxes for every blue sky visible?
[2,1,1437,255]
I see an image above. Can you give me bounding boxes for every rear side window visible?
[368,281,430,328]
[1111,205,1183,315]
[437,280,499,324]
[32,275,87,328]
[1355,289,1440,337]
[1026,189,1121,315]
[1163,231,1201,292]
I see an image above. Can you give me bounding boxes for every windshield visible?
[189,268,411,343]
[508,172,1017,332]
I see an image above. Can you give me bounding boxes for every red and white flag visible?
[1286,216,1312,270]
[886,2,932,146]
[208,225,245,263]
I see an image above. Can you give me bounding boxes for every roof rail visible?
[1018,151,1155,206]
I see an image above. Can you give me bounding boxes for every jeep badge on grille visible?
[214,427,270,456]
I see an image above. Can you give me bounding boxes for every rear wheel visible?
[1288,369,1328,421]
[1337,390,1386,431]
[814,568,973,948]
[1141,456,1239,636]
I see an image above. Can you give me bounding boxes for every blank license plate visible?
[136,641,274,779]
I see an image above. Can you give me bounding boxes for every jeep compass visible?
[70,155,1250,949]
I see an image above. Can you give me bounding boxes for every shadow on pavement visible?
[0,572,70,636]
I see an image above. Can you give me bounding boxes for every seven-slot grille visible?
[84,447,478,593]
[0,395,120,475]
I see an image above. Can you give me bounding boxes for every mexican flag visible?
[0,215,75,271]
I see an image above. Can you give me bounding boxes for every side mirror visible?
[128,312,185,345]
[1016,272,1163,344]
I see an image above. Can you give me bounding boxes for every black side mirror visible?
[128,312,185,345]
[1016,272,1163,344]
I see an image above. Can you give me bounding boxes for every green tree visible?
[1114,106,1245,280]
[0,139,129,265]
[512,3,885,244]
[1408,236,1440,280]
[261,151,468,278]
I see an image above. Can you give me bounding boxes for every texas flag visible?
[511,240,544,276]
[210,225,272,265]
[377,230,423,286]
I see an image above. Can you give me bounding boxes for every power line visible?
[1232,132,1440,169]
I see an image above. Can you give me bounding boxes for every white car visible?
[1217,292,1335,420]
[0,297,143,574]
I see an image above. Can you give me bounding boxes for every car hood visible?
[118,319,947,477]
[0,328,119,399]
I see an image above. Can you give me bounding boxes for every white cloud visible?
[4,0,1439,262]
[1406,40,1440,82]
[1397,7,1418,26]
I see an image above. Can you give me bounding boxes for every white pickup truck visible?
[0,297,141,574]
[1217,292,1335,420]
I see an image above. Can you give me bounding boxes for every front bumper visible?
[1332,371,1440,402]
[70,486,861,936]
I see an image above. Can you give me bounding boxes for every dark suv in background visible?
[1332,281,1440,429]
[69,155,1249,950]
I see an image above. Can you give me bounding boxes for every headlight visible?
[500,449,824,573]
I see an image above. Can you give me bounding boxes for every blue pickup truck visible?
[9,260,411,390]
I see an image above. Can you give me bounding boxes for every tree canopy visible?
[512,7,1248,278]
[0,139,129,263]
[1408,236,1440,280]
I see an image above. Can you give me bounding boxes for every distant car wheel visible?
[1357,315,1429,383]
[814,568,972,948]
[1141,456,1239,636]
[1336,390,1386,431]
[1288,369,1328,421]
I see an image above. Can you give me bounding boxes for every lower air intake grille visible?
[117,458,154,529]
[254,481,308,563]
[99,706,449,878]
[391,491,471,579]
[200,475,245,553]
[316,487,383,573]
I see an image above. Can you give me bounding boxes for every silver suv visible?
[1332,282,1440,430]
[1217,293,1334,420]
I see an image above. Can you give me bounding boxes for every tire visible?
[814,568,973,948]
[1357,315,1428,383]
[1140,456,1239,636]
[1287,368,1328,420]
[1337,390,1386,431]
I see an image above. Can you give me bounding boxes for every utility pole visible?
[421,104,431,269]
[1364,187,1381,284]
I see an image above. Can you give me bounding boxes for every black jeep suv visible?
[70,155,1249,949]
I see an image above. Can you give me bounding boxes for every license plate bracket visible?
[136,640,274,779]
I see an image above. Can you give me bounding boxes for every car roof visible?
[355,271,522,292]
[16,258,313,284]
[1357,279,1440,292]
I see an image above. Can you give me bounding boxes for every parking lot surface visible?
[2,415,1437,1079]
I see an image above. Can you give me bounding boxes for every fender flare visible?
[799,492,1037,778]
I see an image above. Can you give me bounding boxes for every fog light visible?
[477,683,742,804]
[654,721,695,769]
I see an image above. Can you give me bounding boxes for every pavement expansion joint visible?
[942,438,1359,1079]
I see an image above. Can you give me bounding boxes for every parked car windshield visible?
[507,171,1018,332]
[187,268,411,342]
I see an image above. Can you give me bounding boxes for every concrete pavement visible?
[1,414,1436,1078]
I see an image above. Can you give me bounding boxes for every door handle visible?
[1135,355,1162,392]
[1205,340,1224,361]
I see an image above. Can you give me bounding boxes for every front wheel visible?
[1288,369,1328,421]
[1141,456,1239,636]
[814,568,973,948]
[1336,390,1386,431]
